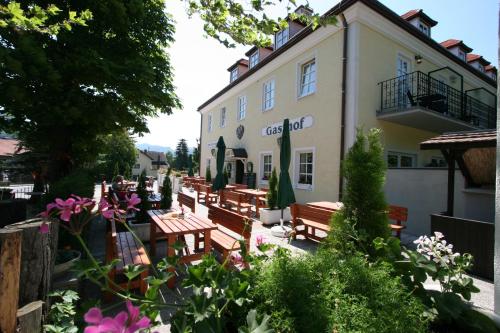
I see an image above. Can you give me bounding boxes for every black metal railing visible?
[378,71,496,129]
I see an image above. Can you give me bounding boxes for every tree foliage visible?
[99,131,137,181]
[266,167,278,209]
[135,169,151,224]
[175,138,189,170]
[205,165,212,182]
[330,128,390,253]
[0,0,181,181]
[161,167,172,209]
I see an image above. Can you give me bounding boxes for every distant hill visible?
[136,143,174,154]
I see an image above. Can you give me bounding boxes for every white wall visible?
[385,169,494,237]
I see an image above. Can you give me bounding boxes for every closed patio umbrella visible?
[272,119,296,237]
[212,136,227,192]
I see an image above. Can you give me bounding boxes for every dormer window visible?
[230,68,238,82]
[249,51,259,69]
[418,23,430,37]
[458,50,466,61]
[275,28,289,49]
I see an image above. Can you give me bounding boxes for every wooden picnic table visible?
[234,188,268,217]
[147,209,217,288]
[306,201,343,211]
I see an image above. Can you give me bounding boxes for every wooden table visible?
[234,189,268,217]
[148,209,217,288]
[306,201,343,211]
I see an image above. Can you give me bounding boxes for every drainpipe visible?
[199,113,203,176]
[338,13,348,201]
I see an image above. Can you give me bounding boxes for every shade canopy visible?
[277,119,296,210]
[212,136,227,192]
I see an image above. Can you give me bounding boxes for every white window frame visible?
[275,28,289,49]
[249,50,259,69]
[293,147,315,191]
[220,107,226,128]
[133,163,140,169]
[298,59,316,98]
[237,95,247,121]
[259,151,273,184]
[418,23,429,37]
[207,113,213,132]
[387,151,417,168]
[262,79,275,111]
[230,68,238,82]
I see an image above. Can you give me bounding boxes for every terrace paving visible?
[86,183,495,332]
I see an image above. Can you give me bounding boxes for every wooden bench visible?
[291,203,334,242]
[105,220,150,298]
[220,190,252,217]
[196,184,218,204]
[207,204,252,264]
[177,191,196,213]
[388,205,408,238]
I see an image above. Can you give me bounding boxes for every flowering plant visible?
[84,300,152,333]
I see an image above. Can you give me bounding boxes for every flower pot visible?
[259,207,292,225]
[54,249,81,275]
[127,221,150,241]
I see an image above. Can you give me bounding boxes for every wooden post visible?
[441,149,456,216]
[17,301,43,333]
[0,229,22,333]
[6,218,58,311]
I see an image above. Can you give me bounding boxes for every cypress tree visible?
[205,166,212,183]
[135,170,151,224]
[161,168,173,210]
[266,167,278,210]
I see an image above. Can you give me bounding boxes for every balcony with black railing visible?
[377,71,496,133]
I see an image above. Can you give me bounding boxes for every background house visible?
[132,149,169,178]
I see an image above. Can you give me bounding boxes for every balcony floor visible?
[377,106,479,133]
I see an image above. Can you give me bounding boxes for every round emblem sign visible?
[236,125,245,140]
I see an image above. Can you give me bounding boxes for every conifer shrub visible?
[205,166,212,183]
[135,169,151,224]
[266,167,278,209]
[330,128,390,253]
[161,168,173,209]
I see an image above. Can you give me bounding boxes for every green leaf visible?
[238,309,274,333]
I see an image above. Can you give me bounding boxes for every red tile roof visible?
[421,130,496,150]
[401,9,437,27]
[0,139,22,156]
[440,39,473,53]
[485,65,497,73]
[467,53,490,66]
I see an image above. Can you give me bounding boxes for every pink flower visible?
[83,301,151,333]
[55,198,76,222]
[98,198,115,220]
[39,222,49,234]
[230,253,244,267]
[125,194,141,211]
[256,235,267,247]
[39,202,57,218]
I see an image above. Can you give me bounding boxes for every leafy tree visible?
[223,167,229,185]
[0,1,92,34]
[0,0,180,182]
[135,169,151,224]
[266,167,278,210]
[175,139,189,170]
[330,128,390,253]
[161,168,173,210]
[99,131,137,181]
[165,151,175,167]
[192,144,200,173]
[205,166,212,183]
[187,154,194,177]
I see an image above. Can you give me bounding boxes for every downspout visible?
[199,113,203,176]
[338,13,348,200]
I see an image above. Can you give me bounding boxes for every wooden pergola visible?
[421,129,496,216]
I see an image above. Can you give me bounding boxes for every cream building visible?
[198,0,497,233]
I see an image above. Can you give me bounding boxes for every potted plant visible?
[259,168,291,225]
[128,170,152,241]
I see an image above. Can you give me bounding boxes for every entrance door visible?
[396,54,411,107]
[235,160,244,184]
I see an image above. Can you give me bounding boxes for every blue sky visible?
[136,0,498,148]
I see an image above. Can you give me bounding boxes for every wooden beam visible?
[441,149,456,216]
[0,229,22,333]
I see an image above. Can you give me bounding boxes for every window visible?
[133,164,140,169]
[299,60,316,97]
[427,156,447,168]
[418,23,429,36]
[220,107,226,127]
[275,28,289,49]
[387,151,417,168]
[295,149,314,189]
[262,80,275,111]
[230,68,238,82]
[249,51,259,69]
[207,113,213,132]
[458,50,466,62]
[237,96,247,120]
[260,153,272,183]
